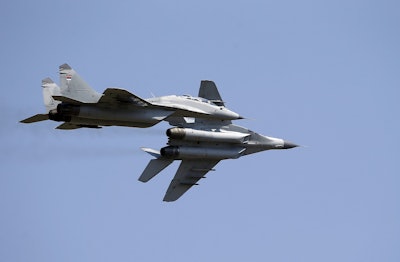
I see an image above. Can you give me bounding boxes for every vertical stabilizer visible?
[198,80,225,106]
[42,77,61,112]
[59,63,102,103]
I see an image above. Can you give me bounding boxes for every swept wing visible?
[99,88,152,107]
[163,159,220,202]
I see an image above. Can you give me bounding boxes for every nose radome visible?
[283,141,299,149]
[223,109,242,120]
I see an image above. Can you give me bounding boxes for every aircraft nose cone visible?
[224,110,242,120]
[283,141,299,149]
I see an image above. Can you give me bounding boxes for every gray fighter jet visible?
[139,102,298,202]
[20,64,241,129]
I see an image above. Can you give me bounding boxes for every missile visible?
[166,127,250,144]
[160,145,245,159]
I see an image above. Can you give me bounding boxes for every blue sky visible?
[1,0,399,261]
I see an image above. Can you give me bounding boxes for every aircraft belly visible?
[69,116,158,128]
[161,145,245,159]
[77,106,171,124]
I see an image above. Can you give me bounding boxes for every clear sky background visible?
[1,0,399,261]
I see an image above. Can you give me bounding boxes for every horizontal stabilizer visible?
[138,158,173,183]
[55,123,81,130]
[141,147,161,158]
[52,96,84,105]
[20,114,49,123]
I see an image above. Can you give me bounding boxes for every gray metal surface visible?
[21,63,242,129]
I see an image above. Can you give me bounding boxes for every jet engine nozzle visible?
[48,109,72,122]
[160,146,180,158]
[166,127,186,139]
[57,103,80,116]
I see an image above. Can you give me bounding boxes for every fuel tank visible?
[166,127,249,144]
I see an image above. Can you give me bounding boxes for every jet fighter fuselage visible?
[20,63,298,202]
[20,64,241,130]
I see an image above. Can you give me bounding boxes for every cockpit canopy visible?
[182,95,216,105]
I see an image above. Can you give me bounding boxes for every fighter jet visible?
[139,106,298,202]
[20,64,241,129]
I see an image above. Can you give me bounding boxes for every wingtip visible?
[163,196,177,202]
[20,114,49,123]
[141,147,161,158]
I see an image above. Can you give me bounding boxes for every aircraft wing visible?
[167,116,234,127]
[99,88,151,107]
[52,96,83,105]
[163,159,220,202]
[56,123,82,130]
[56,123,101,130]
